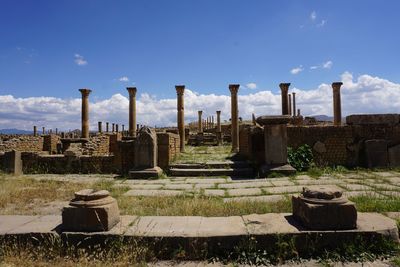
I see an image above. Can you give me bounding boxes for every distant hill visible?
[0,129,33,134]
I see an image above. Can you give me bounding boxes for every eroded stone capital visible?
[175,85,185,96]
[216,110,221,115]
[229,84,240,94]
[198,110,202,115]
[127,87,137,97]
[79,88,92,97]
[279,83,291,92]
[332,82,343,91]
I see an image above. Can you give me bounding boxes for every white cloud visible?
[317,20,327,27]
[322,60,333,69]
[291,66,304,75]
[74,54,88,66]
[310,11,317,21]
[1,72,400,130]
[119,76,129,82]
[245,83,257,90]
[309,60,333,70]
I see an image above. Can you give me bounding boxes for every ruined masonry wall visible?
[157,132,180,168]
[0,135,43,152]
[82,134,110,155]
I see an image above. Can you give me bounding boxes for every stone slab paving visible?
[203,189,226,197]
[270,180,295,186]
[223,194,287,203]
[266,185,305,194]
[341,184,373,191]
[226,188,262,197]
[124,189,187,197]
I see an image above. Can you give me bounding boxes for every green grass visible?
[173,145,233,163]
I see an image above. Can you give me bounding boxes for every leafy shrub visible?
[287,144,313,171]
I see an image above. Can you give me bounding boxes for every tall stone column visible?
[229,84,240,153]
[288,94,292,116]
[79,88,92,139]
[198,111,203,133]
[98,122,102,133]
[279,83,290,115]
[112,123,115,133]
[216,110,222,145]
[292,93,296,117]
[332,82,343,126]
[116,124,119,133]
[127,87,137,137]
[176,85,185,152]
[106,122,109,133]
[33,126,37,137]
[42,127,45,135]
[212,116,214,128]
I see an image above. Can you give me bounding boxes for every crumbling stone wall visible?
[21,152,115,174]
[43,134,60,154]
[82,134,110,155]
[157,132,180,168]
[0,135,43,152]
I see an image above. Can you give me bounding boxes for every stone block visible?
[346,114,400,126]
[62,189,120,232]
[313,141,326,153]
[365,139,388,168]
[389,144,400,168]
[129,166,162,179]
[292,186,357,230]
[3,150,22,175]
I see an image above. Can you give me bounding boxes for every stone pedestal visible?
[129,126,162,179]
[62,189,120,232]
[256,115,295,176]
[3,150,22,176]
[292,186,357,230]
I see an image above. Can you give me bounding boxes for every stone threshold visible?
[0,213,398,259]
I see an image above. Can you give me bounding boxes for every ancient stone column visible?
[216,111,221,132]
[136,124,140,134]
[112,123,115,133]
[127,87,137,137]
[79,88,92,139]
[98,122,102,133]
[292,92,296,117]
[297,109,301,116]
[106,122,109,133]
[332,82,343,126]
[279,83,290,115]
[212,116,214,128]
[122,124,125,132]
[176,85,185,152]
[198,111,203,133]
[42,127,45,135]
[216,110,222,145]
[33,126,37,137]
[55,128,58,135]
[116,124,119,133]
[229,84,240,153]
[288,94,292,116]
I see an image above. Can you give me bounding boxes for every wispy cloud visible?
[245,82,257,90]
[119,76,129,82]
[310,11,317,21]
[74,54,88,66]
[317,19,327,27]
[291,66,304,75]
[310,60,333,70]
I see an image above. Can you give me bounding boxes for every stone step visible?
[170,161,250,169]
[169,167,254,177]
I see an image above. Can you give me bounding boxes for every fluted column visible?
[127,87,137,137]
[332,82,343,126]
[33,126,37,137]
[229,84,240,153]
[79,88,92,139]
[198,111,203,133]
[106,122,109,133]
[279,83,290,115]
[292,92,296,117]
[176,85,185,152]
[98,122,102,133]
[288,94,292,116]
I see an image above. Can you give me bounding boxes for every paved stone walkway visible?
[20,170,400,202]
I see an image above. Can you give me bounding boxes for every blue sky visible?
[1,1,400,129]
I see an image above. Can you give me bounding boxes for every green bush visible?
[288,145,313,171]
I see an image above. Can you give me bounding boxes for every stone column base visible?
[259,163,295,177]
[129,166,163,179]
